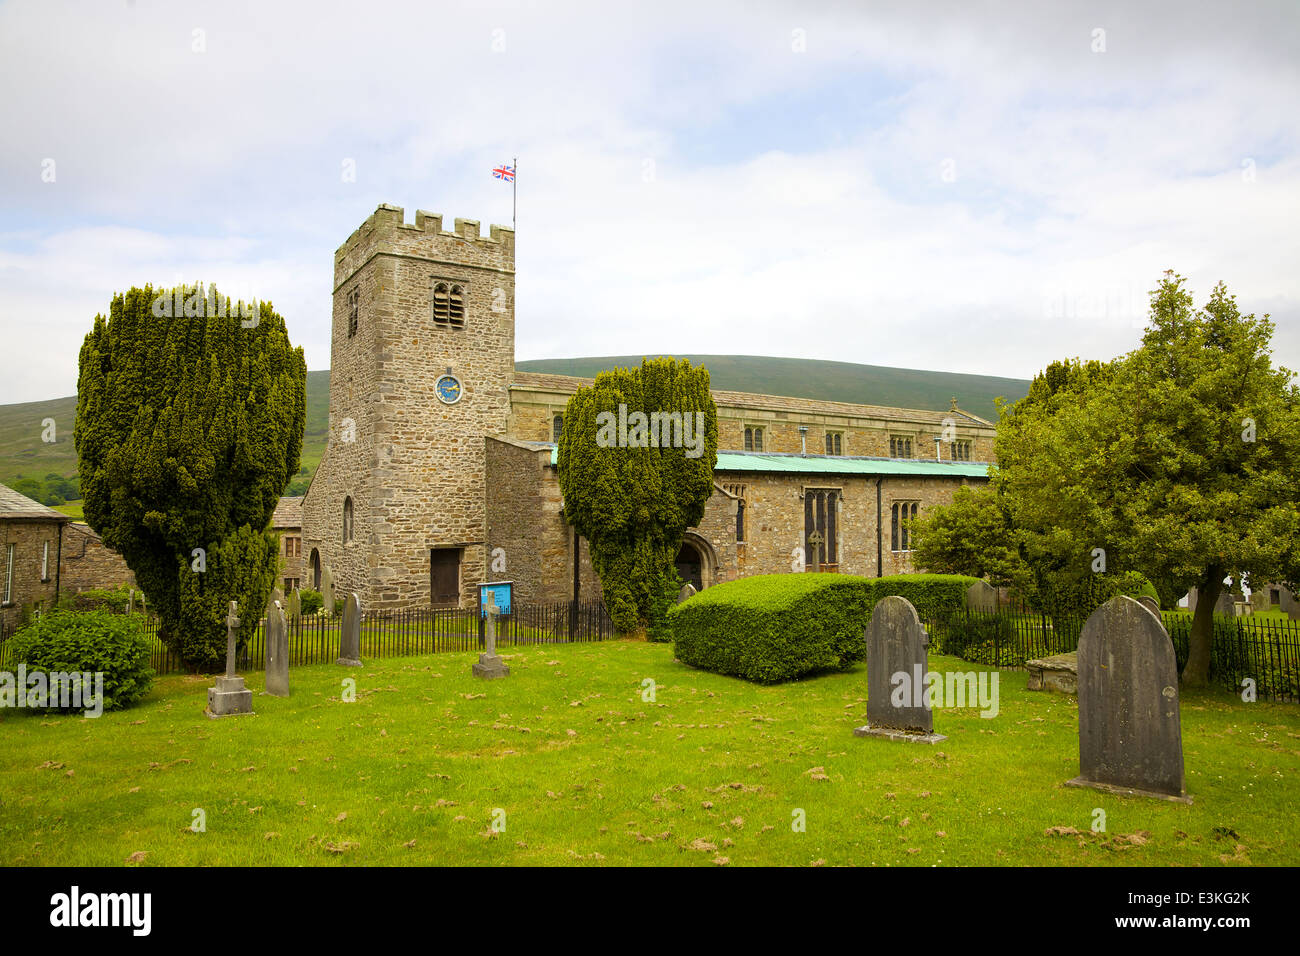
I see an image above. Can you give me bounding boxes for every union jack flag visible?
[492,164,515,182]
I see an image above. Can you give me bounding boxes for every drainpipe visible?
[875,478,883,578]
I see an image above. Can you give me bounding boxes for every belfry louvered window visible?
[431,281,467,329]
[449,285,466,326]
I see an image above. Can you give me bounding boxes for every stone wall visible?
[59,523,136,594]
[0,518,63,631]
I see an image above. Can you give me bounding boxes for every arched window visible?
[431,283,450,325]
[343,496,354,545]
[448,285,466,327]
[552,413,564,442]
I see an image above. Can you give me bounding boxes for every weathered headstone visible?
[269,585,285,612]
[1280,588,1300,621]
[336,592,362,666]
[677,583,697,604]
[207,601,254,717]
[1214,586,1235,616]
[1136,595,1161,619]
[286,588,301,624]
[854,596,945,743]
[1183,589,1196,613]
[321,567,336,616]
[1249,589,1270,614]
[1066,596,1189,802]
[265,598,289,697]
[472,592,510,679]
[965,579,998,612]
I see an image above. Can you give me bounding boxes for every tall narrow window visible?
[553,413,564,442]
[803,488,840,570]
[825,432,842,455]
[343,497,354,544]
[448,285,466,327]
[347,287,359,338]
[744,426,764,452]
[892,500,920,551]
[41,540,49,582]
[736,497,746,543]
[889,435,913,458]
[4,543,13,603]
[431,282,450,325]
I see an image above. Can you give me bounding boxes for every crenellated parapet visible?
[334,204,514,288]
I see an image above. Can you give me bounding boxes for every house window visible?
[4,543,13,604]
[41,540,50,582]
[343,497,354,544]
[347,287,359,338]
[553,414,564,442]
[891,500,920,552]
[284,577,300,592]
[284,536,301,558]
[803,488,840,570]
[949,440,972,461]
[825,432,843,455]
[889,436,913,458]
[744,426,764,452]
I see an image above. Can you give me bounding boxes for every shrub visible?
[669,574,876,683]
[6,611,154,712]
[868,573,981,619]
[299,589,323,615]
[647,572,686,643]
[57,586,140,614]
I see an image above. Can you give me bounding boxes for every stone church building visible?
[301,204,997,611]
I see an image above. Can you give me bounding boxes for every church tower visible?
[301,204,515,609]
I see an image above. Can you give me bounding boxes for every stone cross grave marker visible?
[336,592,362,666]
[1066,596,1190,802]
[265,598,289,697]
[677,583,697,604]
[207,600,254,717]
[854,595,946,744]
[965,579,998,612]
[472,591,510,679]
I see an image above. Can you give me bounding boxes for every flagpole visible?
[512,155,517,233]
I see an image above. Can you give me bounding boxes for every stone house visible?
[301,204,996,611]
[272,496,305,592]
[0,482,135,632]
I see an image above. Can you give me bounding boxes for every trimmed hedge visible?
[668,573,979,684]
[6,610,154,712]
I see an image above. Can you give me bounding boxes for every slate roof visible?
[0,482,70,521]
[271,496,304,529]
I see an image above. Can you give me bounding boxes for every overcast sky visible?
[1,0,1297,405]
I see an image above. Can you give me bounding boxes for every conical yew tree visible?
[76,283,307,670]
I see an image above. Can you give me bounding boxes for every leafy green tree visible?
[995,273,1300,686]
[76,283,306,671]
[557,358,718,633]
[908,484,1022,585]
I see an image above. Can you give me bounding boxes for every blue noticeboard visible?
[479,581,513,618]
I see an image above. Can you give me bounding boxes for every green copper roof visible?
[547,447,990,478]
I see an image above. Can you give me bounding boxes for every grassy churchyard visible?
[1,639,1296,867]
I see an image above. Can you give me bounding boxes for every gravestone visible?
[269,585,285,610]
[1249,590,1270,614]
[1136,595,1161,619]
[207,601,254,718]
[1280,588,1300,621]
[127,588,136,615]
[854,596,945,744]
[472,592,510,679]
[321,567,336,616]
[265,598,289,697]
[965,580,998,612]
[286,588,301,624]
[1066,596,1190,803]
[336,592,362,666]
[1183,589,1196,613]
[677,583,697,604]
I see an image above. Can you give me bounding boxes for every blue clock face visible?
[435,375,462,405]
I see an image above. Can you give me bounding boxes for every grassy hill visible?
[0,359,1027,498]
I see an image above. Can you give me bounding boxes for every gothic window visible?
[825,432,843,455]
[891,500,920,552]
[744,426,764,452]
[553,413,564,442]
[803,488,840,570]
[347,287,359,338]
[723,483,748,542]
[343,497,354,545]
[889,435,913,458]
[949,440,972,461]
